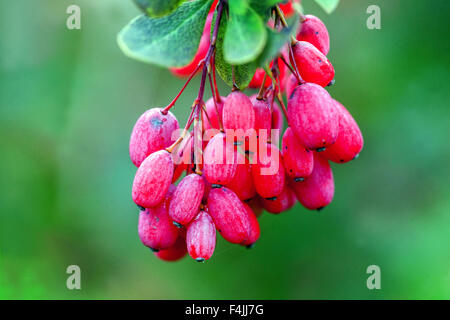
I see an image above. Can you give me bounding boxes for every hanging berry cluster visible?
[120,0,362,262]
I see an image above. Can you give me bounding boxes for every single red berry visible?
[202,96,225,131]
[129,108,179,167]
[169,173,205,226]
[207,187,250,244]
[296,15,330,55]
[261,186,296,214]
[250,94,272,138]
[186,210,216,262]
[282,127,314,180]
[252,143,286,199]
[132,150,174,208]
[321,100,364,163]
[225,150,256,201]
[138,197,179,251]
[241,203,261,247]
[291,152,334,210]
[287,83,339,150]
[222,91,255,136]
[246,197,264,218]
[154,234,187,262]
[279,0,301,18]
[203,132,237,185]
[169,12,213,77]
[291,41,334,87]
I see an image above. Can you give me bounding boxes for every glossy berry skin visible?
[169,12,213,77]
[132,150,174,208]
[169,173,205,226]
[321,100,364,163]
[129,108,179,167]
[241,203,260,247]
[296,15,330,55]
[207,187,250,244]
[261,186,296,214]
[225,150,256,201]
[291,153,334,210]
[291,41,334,87]
[287,83,339,150]
[203,132,237,185]
[222,91,255,135]
[252,144,285,199]
[250,95,272,137]
[202,96,224,131]
[282,127,314,179]
[154,235,187,262]
[138,193,179,251]
[186,211,216,262]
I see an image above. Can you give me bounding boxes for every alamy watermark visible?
[66,5,81,30]
[66,265,81,290]
[366,265,381,290]
[366,5,381,30]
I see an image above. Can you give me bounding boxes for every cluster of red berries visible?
[128,1,363,262]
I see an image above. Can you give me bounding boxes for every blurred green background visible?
[0,0,449,299]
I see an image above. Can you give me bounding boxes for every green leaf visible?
[213,14,257,89]
[133,0,186,17]
[118,0,213,67]
[248,0,279,19]
[224,7,267,65]
[314,0,339,14]
[228,0,249,15]
[255,15,299,67]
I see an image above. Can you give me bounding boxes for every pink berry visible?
[246,197,264,218]
[271,99,283,133]
[287,83,339,150]
[250,94,272,138]
[169,173,205,226]
[252,143,285,199]
[261,186,296,214]
[285,73,298,99]
[222,91,255,136]
[241,203,260,247]
[129,108,179,167]
[154,234,187,262]
[291,153,334,210]
[291,41,334,87]
[132,150,174,208]
[203,132,237,185]
[225,150,256,201]
[297,15,330,55]
[282,127,314,180]
[321,100,364,163]
[186,210,216,262]
[138,195,179,251]
[202,96,224,131]
[207,187,250,244]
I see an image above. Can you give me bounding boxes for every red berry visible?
[222,91,255,135]
[321,100,364,163]
[154,235,187,262]
[246,197,264,218]
[132,150,174,208]
[169,12,213,77]
[296,15,330,56]
[291,153,334,210]
[202,96,224,131]
[282,127,314,180]
[291,41,334,87]
[207,187,250,244]
[250,95,272,137]
[169,173,205,226]
[271,100,284,133]
[252,143,285,199]
[287,83,339,150]
[248,68,271,89]
[241,203,260,247]
[261,186,296,214]
[203,132,237,185]
[129,108,179,167]
[225,150,256,201]
[138,197,179,251]
[285,73,298,99]
[186,210,216,262]
[279,0,301,18]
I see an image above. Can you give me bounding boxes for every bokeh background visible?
[0,0,449,299]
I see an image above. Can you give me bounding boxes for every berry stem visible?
[208,70,224,131]
[275,93,289,125]
[257,73,267,100]
[279,54,302,84]
[211,53,221,103]
[161,61,204,115]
